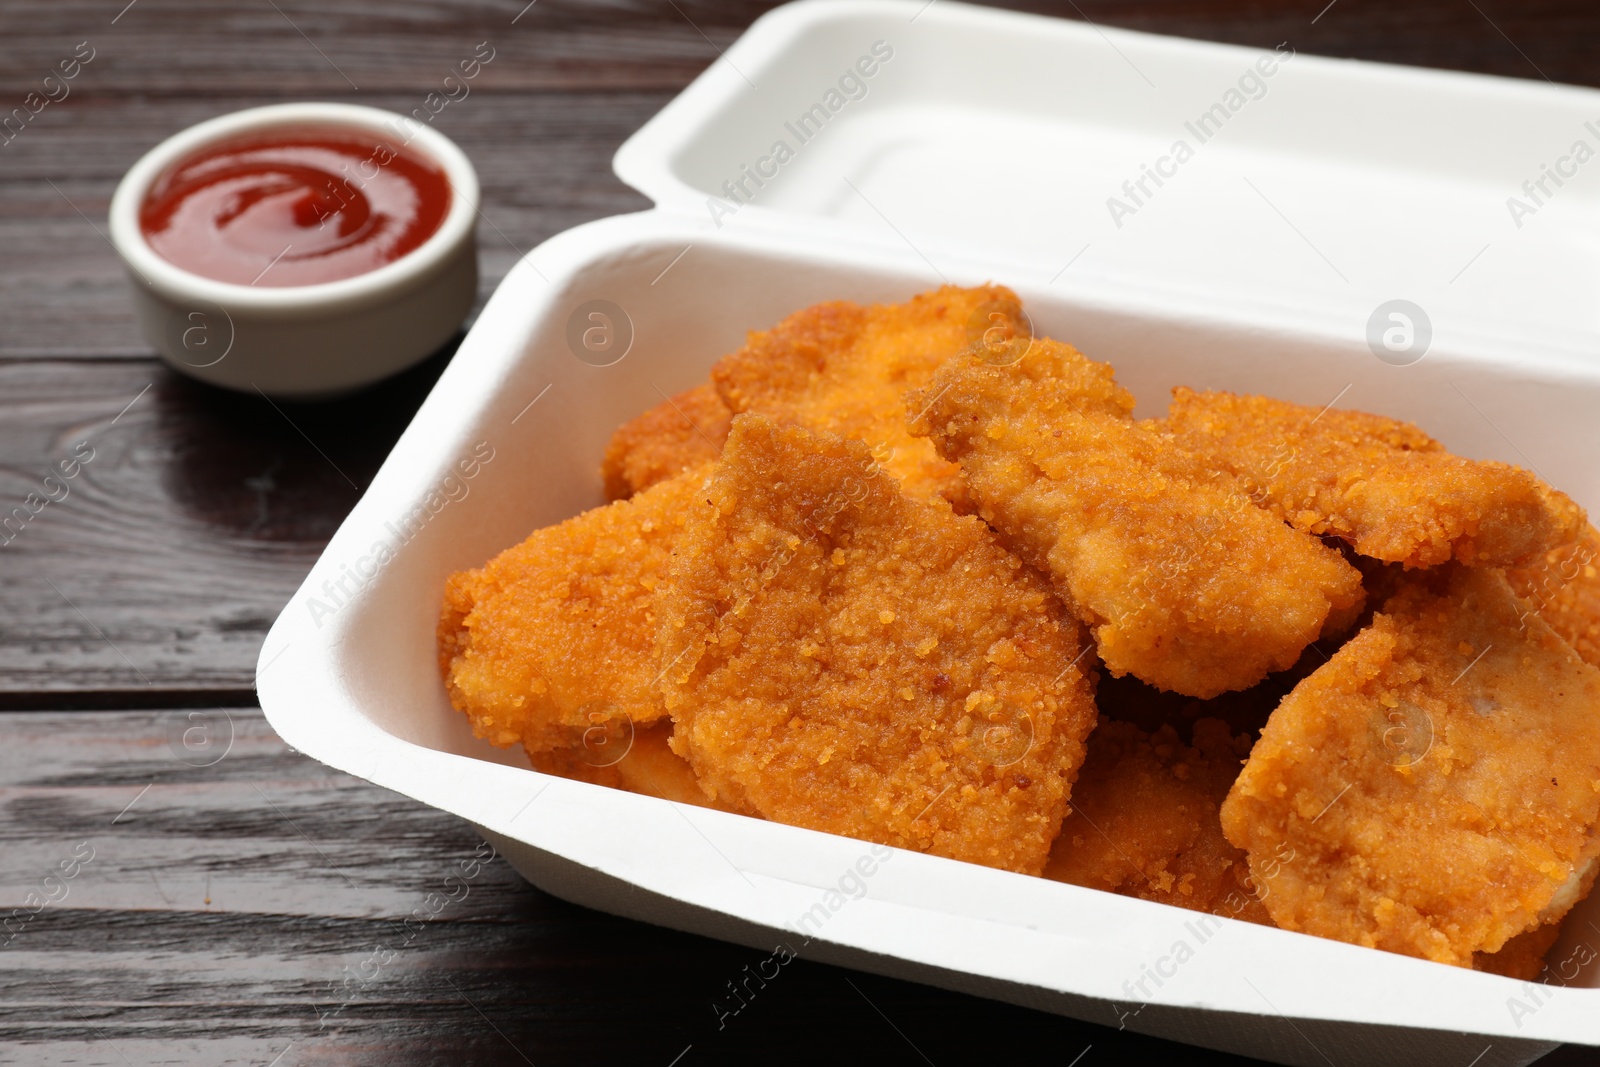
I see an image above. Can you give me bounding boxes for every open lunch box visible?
[256,2,1600,1063]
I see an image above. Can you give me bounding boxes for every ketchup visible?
[140,129,451,287]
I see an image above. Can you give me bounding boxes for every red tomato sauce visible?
[140,129,451,287]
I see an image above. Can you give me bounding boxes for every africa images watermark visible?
[711,843,895,1030]
[304,440,495,628]
[1,40,96,147]
[1515,538,1598,634]
[2,842,96,949]
[1106,43,1296,229]
[1504,117,1600,230]
[706,39,896,229]
[1115,840,1290,1019]
[1110,791,1340,1033]
[310,40,497,228]
[313,839,498,1027]
[1,441,96,547]
[1506,936,1598,1029]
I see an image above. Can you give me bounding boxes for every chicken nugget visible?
[1221,566,1600,966]
[657,414,1097,875]
[601,382,731,500]
[1161,388,1584,569]
[439,464,709,754]
[1507,523,1600,669]
[528,721,733,811]
[711,284,1022,506]
[908,340,1365,698]
[1045,717,1271,925]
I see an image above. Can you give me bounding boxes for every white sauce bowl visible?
[109,102,479,398]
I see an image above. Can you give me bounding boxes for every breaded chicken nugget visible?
[712,284,1022,506]
[601,382,731,500]
[908,341,1364,698]
[528,722,733,811]
[1045,717,1271,925]
[1507,523,1600,669]
[1221,566,1600,967]
[657,414,1098,875]
[439,465,709,754]
[1161,388,1584,569]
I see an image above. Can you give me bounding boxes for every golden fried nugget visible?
[711,284,1021,506]
[601,382,731,500]
[909,341,1365,698]
[1221,566,1600,967]
[1161,388,1585,569]
[528,722,733,811]
[657,414,1097,875]
[1045,717,1271,925]
[439,465,709,754]
[1507,523,1600,669]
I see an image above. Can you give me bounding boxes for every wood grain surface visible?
[2,0,1598,1063]
[0,710,1288,1066]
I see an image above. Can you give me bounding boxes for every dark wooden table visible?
[3,2,1597,1063]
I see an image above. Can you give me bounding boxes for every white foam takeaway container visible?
[258,3,1600,1063]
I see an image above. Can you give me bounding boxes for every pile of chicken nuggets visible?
[439,284,1600,980]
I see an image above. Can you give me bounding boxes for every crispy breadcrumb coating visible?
[443,282,1600,972]
[528,721,733,811]
[909,340,1364,698]
[1221,566,1600,966]
[1161,388,1585,569]
[1507,523,1600,669]
[439,465,709,754]
[601,382,731,500]
[712,285,1022,506]
[657,414,1098,875]
[1045,717,1271,924]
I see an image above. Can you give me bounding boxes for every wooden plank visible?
[0,708,1310,1065]
[0,0,758,96]
[0,0,1596,99]
[0,92,657,361]
[0,710,526,917]
[0,358,441,696]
